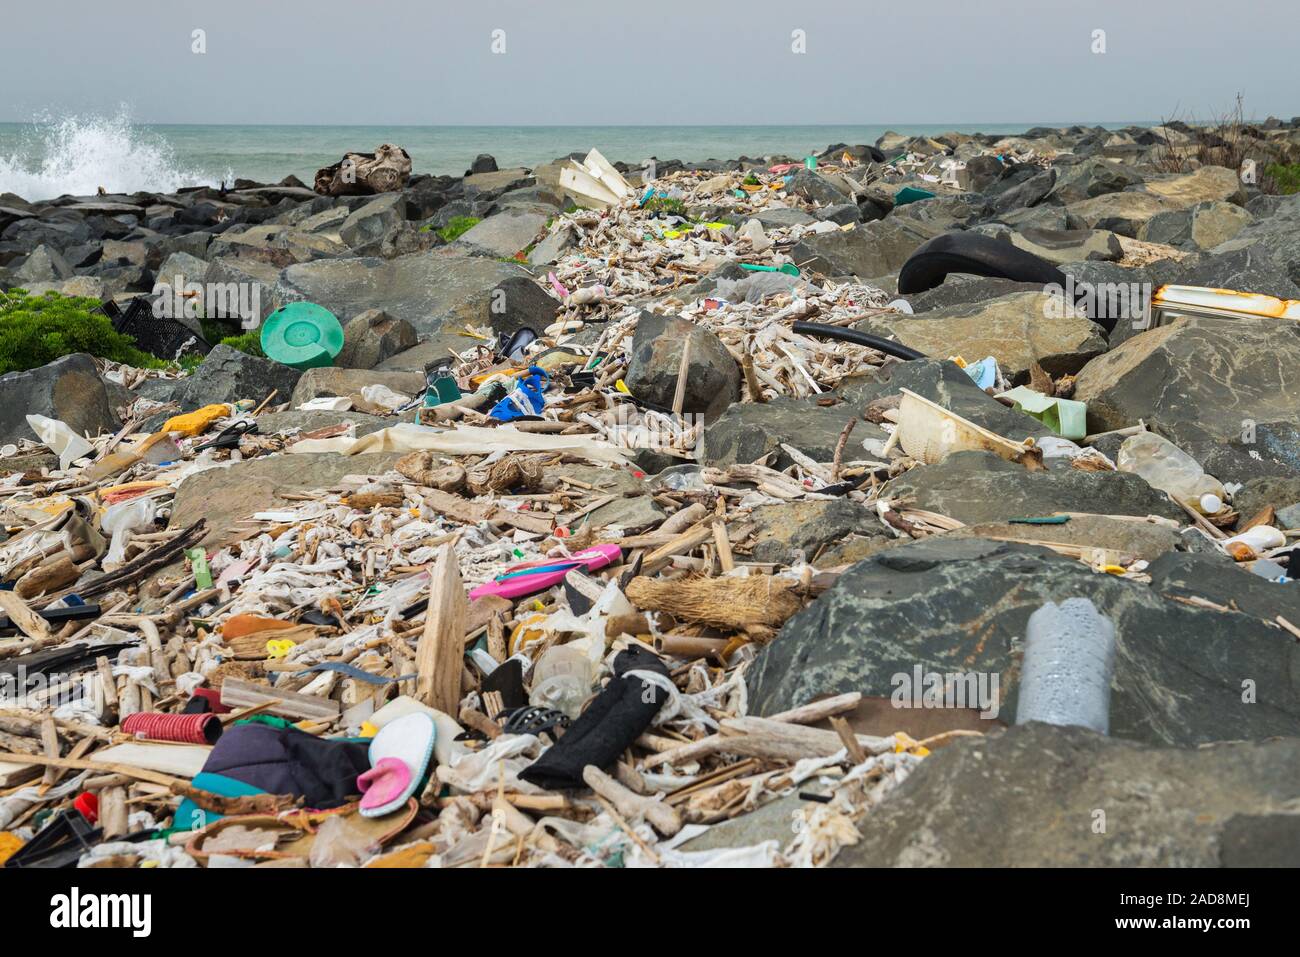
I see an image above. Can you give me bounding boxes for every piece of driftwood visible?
[766,691,862,724]
[415,545,467,715]
[643,712,893,769]
[0,590,51,640]
[219,677,340,721]
[314,143,411,196]
[36,520,206,607]
[583,764,682,837]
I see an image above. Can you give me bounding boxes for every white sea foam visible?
[0,111,228,201]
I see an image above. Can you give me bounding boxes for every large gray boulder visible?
[746,499,888,566]
[0,353,120,446]
[289,367,424,407]
[625,311,740,422]
[1146,551,1300,625]
[791,219,935,279]
[1171,245,1300,300]
[855,291,1108,381]
[699,358,1047,469]
[1139,200,1252,249]
[170,451,407,546]
[835,723,1300,867]
[1073,315,1300,482]
[1210,192,1300,286]
[338,193,406,253]
[452,210,549,260]
[335,309,418,370]
[747,536,1300,746]
[1047,157,1145,205]
[15,245,73,283]
[161,344,302,411]
[700,395,882,468]
[878,450,1185,523]
[274,250,529,336]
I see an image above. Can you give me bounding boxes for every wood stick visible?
[767,691,863,724]
[99,786,129,839]
[39,718,60,787]
[583,765,684,838]
[712,520,735,573]
[218,678,339,721]
[415,544,467,715]
[0,590,52,640]
[0,752,183,788]
[671,338,692,417]
[830,716,867,764]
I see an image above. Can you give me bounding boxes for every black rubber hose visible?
[898,231,1067,294]
[792,320,928,361]
[896,231,1117,334]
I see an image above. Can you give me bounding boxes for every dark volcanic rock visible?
[157,344,302,410]
[336,309,418,369]
[0,353,121,446]
[835,723,1300,867]
[878,450,1184,524]
[625,311,740,422]
[748,536,1300,746]
[1074,315,1300,482]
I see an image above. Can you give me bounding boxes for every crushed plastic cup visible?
[26,414,93,471]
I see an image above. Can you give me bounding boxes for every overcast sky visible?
[2,0,1294,126]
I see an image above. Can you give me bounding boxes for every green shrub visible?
[436,216,481,242]
[0,289,164,374]
[644,196,688,217]
[219,329,265,358]
[1265,163,1300,195]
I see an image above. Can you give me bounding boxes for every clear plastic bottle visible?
[529,643,596,719]
[1016,598,1116,734]
[1116,432,1225,511]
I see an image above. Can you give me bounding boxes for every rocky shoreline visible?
[1,118,1299,868]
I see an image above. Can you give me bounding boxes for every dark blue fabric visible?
[199,723,370,808]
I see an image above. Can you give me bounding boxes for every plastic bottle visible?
[1015,598,1116,734]
[529,643,595,720]
[1116,432,1225,512]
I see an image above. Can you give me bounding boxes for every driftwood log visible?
[314,143,412,196]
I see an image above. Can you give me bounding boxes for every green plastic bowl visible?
[260,302,344,369]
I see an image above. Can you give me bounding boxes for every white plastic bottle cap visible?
[1199,493,1223,514]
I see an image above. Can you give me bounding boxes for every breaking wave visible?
[0,111,228,202]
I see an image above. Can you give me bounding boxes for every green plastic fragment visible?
[894,186,936,206]
[1000,386,1088,440]
[185,547,213,589]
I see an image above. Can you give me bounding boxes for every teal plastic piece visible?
[894,186,936,206]
[423,376,462,407]
[739,263,800,276]
[260,302,344,370]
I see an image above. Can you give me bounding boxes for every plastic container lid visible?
[260,302,344,369]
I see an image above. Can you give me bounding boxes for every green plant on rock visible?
[1264,163,1300,195]
[0,288,165,374]
[219,329,265,358]
[643,196,688,217]
[436,216,481,242]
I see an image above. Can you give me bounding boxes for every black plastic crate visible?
[102,297,212,361]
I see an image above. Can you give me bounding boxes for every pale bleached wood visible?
[415,544,467,715]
